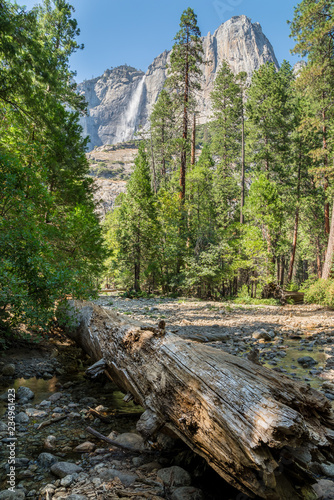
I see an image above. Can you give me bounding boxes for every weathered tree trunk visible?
[240,102,245,224]
[191,113,196,166]
[322,198,334,279]
[288,154,301,283]
[64,301,334,500]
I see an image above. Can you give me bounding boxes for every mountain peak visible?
[79,17,279,150]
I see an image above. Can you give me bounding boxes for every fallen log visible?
[62,301,334,500]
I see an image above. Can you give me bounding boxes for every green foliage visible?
[104,144,159,292]
[103,6,334,302]
[233,286,279,305]
[0,1,105,334]
[304,279,334,307]
[210,61,244,169]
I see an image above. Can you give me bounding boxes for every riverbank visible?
[0,298,334,499]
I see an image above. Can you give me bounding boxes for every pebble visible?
[74,441,95,453]
[60,474,74,487]
[252,330,272,341]
[44,435,57,450]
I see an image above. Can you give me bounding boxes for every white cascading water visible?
[115,75,146,143]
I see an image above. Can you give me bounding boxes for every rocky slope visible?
[87,143,138,217]
[79,15,278,150]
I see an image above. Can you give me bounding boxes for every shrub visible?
[304,279,334,307]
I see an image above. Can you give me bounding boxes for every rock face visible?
[78,16,278,150]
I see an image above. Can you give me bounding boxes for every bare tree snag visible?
[62,301,334,500]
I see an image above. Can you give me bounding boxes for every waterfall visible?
[115,75,146,143]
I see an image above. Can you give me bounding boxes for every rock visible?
[79,16,278,151]
[0,421,7,431]
[74,441,95,453]
[60,474,74,487]
[1,364,16,376]
[25,408,48,418]
[39,400,52,407]
[38,452,59,467]
[66,495,88,500]
[44,435,57,450]
[252,330,272,341]
[113,432,145,451]
[17,386,34,400]
[321,463,334,478]
[323,382,334,393]
[51,462,83,478]
[267,330,276,339]
[48,392,63,402]
[157,466,192,487]
[138,460,162,472]
[15,412,30,424]
[313,479,334,499]
[171,487,204,500]
[0,491,25,499]
[98,468,138,486]
[297,356,318,368]
[40,484,56,495]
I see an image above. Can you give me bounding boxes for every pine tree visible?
[166,7,203,202]
[210,61,243,171]
[290,0,334,278]
[105,144,159,292]
[150,89,176,188]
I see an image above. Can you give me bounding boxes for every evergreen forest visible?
[104,3,334,305]
[1,0,334,337]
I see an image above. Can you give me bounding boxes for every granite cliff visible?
[78,15,279,150]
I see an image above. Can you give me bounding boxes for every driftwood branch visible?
[37,415,67,430]
[86,426,155,455]
[62,301,334,500]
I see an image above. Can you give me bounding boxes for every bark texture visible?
[63,301,334,500]
[322,199,334,279]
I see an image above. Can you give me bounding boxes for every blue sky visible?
[21,0,302,83]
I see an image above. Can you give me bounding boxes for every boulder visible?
[0,491,25,499]
[157,466,192,487]
[113,432,145,451]
[171,487,204,500]
[17,386,34,400]
[38,452,59,468]
[15,412,30,424]
[51,461,83,478]
[313,479,334,499]
[297,356,318,368]
[1,364,16,376]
